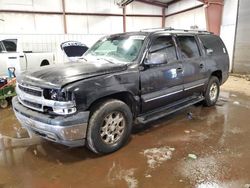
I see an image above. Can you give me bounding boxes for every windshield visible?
[84,35,146,64]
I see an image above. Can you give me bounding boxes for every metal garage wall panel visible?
[66,15,123,34]
[220,0,238,72]
[35,15,64,34]
[0,13,35,33]
[0,0,62,12]
[0,0,33,11]
[166,0,203,15]
[126,1,162,15]
[87,16,123,34]
[165,7,206,30]
[33,0,62,12]
[233,0,250,73]
[126,17,161,31]
[65,0,122,14]
[66,15,89,34]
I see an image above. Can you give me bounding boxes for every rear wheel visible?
[86,99,133,154]
[204,76,220,106]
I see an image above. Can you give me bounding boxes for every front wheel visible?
[0,99,8,108]
[203,76,220,106]
[86,99,133,154]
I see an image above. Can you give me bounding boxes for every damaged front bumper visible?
[12,96,89,147]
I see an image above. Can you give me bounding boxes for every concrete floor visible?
[0,76,250,188]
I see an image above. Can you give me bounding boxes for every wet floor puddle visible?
[0,91,250,187]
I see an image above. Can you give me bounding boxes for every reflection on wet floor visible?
[0,91,250,188]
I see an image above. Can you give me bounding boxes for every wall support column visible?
[202,0,224,35]
[123,7,126,32]
[162,7,166,28]
[62,0,67,34]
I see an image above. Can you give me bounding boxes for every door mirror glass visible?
[206,48,213,55]
[145,51,167,65]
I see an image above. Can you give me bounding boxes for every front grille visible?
[18,84,42,97]
[22,100,42,109]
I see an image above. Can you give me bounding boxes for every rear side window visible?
[198,35,227,55]
[177,36,200,58]
[2,39,17,52]
[150,36,177,62]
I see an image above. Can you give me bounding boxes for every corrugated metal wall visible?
[233,0,250,73]
[0,0,162,63]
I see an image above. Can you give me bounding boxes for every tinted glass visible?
[2,39,17,52]
[0,43,4,52]
[199,34,227,55]
[177,36,200,58]
[149,36,177,64]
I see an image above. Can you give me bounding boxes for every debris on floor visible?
[184,130,190,134]
[142,146,175,169]
[187,112,193,120]
[108,162,138,188]
[145,174,152,178]
[188,154,197,160]
[233,101,240,105]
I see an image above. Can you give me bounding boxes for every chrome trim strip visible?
[145,89,183,102]
[184,83,204,91]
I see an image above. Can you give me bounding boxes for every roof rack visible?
[140,27,213,34]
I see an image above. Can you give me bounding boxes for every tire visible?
[40,60,49,66]
[86,99,133,154]
[203,76,220,106]
[0,99,8,108]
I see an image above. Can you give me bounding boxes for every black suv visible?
[13,28,229,154]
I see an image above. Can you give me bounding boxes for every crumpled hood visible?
[17,60,127,89]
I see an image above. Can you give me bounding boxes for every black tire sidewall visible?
[204,76,220,106]
[87,100,132,154]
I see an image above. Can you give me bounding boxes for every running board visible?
[136,96,204,124]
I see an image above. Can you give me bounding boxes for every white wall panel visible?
[66,15,89,34]
[165,7,206,30]
[35,15,64,34]
[0,0,33,11]
[33,0,62,12]
[0,0,62,11]
[126,1,162,15]
[126,17,161,32]
[88,16,123,34]
[166,0,203,15]
[220,0,239,72]
[65,0,122,14]
[0,13,35,34]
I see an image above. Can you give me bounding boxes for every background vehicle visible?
[12,28,229,154]
[0,38,55,76]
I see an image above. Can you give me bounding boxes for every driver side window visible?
[148,36,177,65]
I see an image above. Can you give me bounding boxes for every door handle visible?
[199,64,204,68]
[176,67,183,72]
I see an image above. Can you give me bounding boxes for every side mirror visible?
[206,48,213,55]
[144,51,167,65]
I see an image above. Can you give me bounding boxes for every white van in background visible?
[0,38,55,76]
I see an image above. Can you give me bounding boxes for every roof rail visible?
[140,27,213,34]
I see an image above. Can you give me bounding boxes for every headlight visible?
[44,89,77,115]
